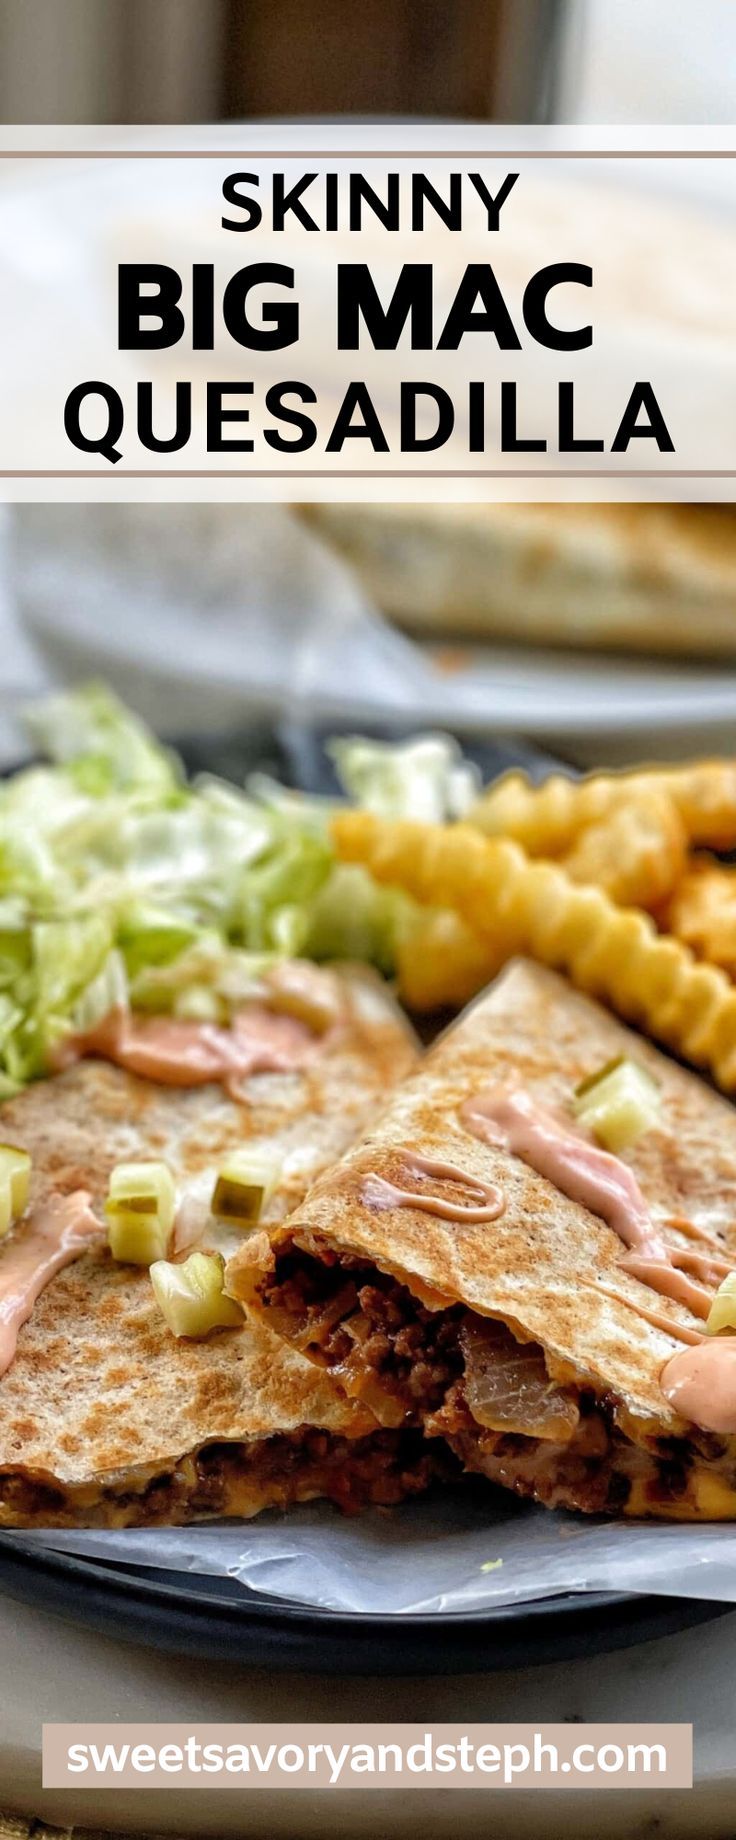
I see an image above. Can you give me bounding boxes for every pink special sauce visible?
[362,1152,504,1225]
[660,1341,736,1434]
[595,1285,704,1347]
[0,1191,101,1377]
[460,1086,668,1260]
[460,1083,736,1435]
[50,1005,318,1099]
[0,983,331,1377]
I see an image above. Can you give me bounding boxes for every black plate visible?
[0,1538,726,1674]
[0,725,728,1673]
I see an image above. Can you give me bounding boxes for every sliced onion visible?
[460,1316,579,1443]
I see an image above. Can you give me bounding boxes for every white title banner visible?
[0,124,734,500]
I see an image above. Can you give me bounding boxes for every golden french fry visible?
[654,763,736,850]
[395,906,499,1011]
[561,788,687,910]
[332,811,736,1093]
[470,769,609,855]
[667,857,736,977]
[472,761,736,854]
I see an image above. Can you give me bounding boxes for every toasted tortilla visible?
[0,964,436,1526]
[236,960,736,1519]
[305,504,736,657]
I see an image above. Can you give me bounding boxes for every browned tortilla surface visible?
[239,960,736,1442]
[0,965,421,1523]
[306,504,736,655]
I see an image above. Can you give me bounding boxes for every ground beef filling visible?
[432,1390,650,1515]
[0,1426,450,1530]
[260,1252,465,1425]
[259,1250,715,1516]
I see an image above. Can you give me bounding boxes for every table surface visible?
[0,1819,158,1838]
[0,1589,734,1839]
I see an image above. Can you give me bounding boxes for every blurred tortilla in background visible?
[305,504,736,657]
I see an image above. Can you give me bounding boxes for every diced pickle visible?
[107,1160,176,1230]
[574,1056,627,1101]
[706,1272,736,1336]
[573,1057,661,1153]
[211,1154,281,1224]
[0,1144,31,1238]
[150,1251,243,1339]
[107,1208,170,1267]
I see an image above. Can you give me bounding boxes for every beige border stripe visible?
[0,150,733,160]
[1,472,734,480]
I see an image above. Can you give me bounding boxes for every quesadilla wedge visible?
[232,959,736,1520]
[305,503,736,657]
[0,961,442,1527]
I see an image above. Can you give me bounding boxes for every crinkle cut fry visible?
[471,761,736,855]
[560,787,686,910]
[470,770,613,855]
[665,858,736,977]
[332,811,736,1093]
[395,906,500,1011]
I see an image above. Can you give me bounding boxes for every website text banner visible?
[42,1722,693,1791]
[0,125,734,502]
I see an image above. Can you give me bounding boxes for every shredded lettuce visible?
[327,734,478,823]
[303,865,410,973]
[0,685,472,1088]
[24,682,182,798]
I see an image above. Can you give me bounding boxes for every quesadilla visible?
[306,503,736,657]
[232,959,736,1520]
[0,961,441,1527]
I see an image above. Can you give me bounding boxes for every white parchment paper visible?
[8,1487,736,1614]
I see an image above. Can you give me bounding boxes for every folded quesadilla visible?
[0,962,440,1527]
[306,503,736,657]
[233,960,736,1520]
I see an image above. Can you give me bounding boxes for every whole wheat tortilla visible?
[305,503,736,656]
[0,965,422,1525]
[239,961,736,1517]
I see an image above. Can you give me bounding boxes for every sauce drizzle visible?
[461,1085,668,1258]
[51,1005,318,1101]
[362,1152,505,1224]
[0,1191,101,1377]
[661,1341,736,1434]
[460,1082,736,1434]
[617,1254,714,1320]
[595,1284,704,1347]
